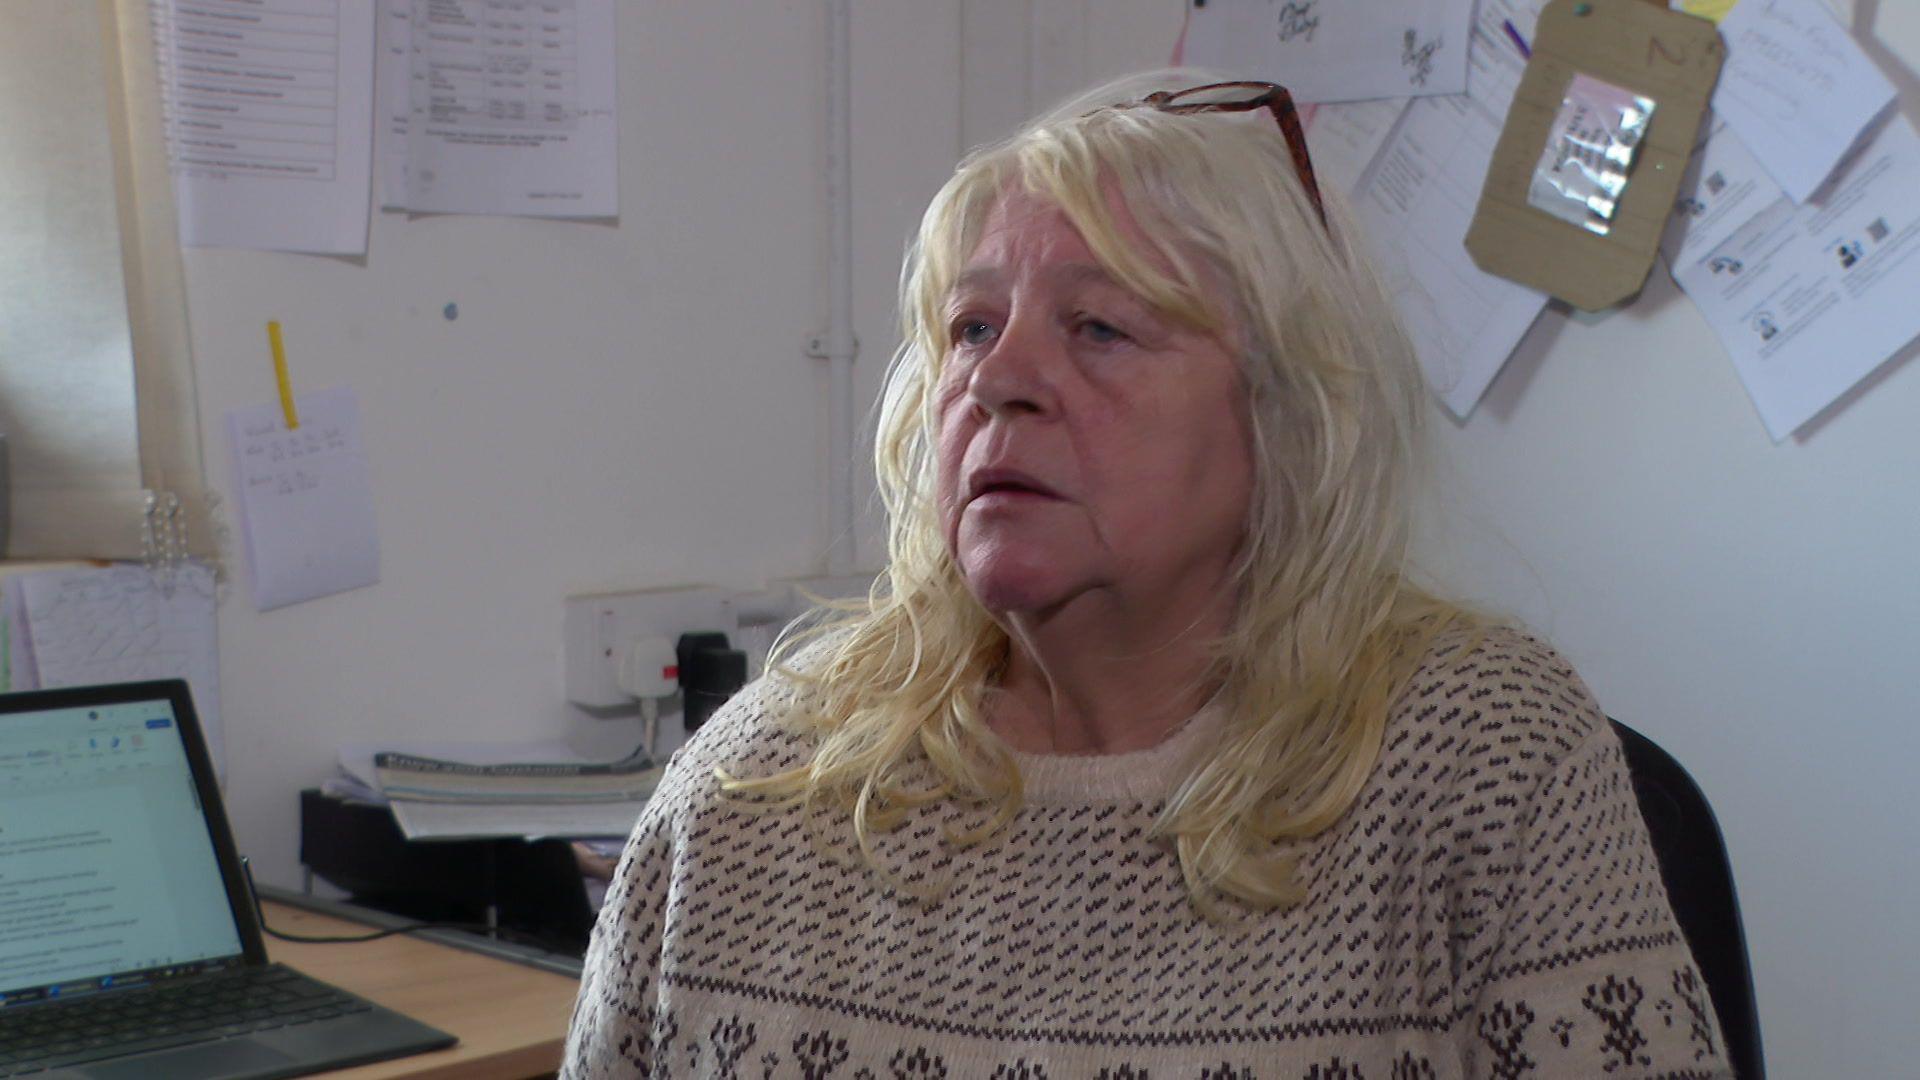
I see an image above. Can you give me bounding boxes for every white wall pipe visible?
[822,0,858,576]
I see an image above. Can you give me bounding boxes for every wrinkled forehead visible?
[944,174,1216,328]
[947,189,1126,288]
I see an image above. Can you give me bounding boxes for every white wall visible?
[177,1,1915,1075]
[187,1,959,885]
[1003,1,1916,1076]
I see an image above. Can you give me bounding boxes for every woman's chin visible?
[961,561,1085,618]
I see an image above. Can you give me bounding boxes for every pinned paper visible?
[1302,97,1411,197]
[1668,116,1920,439]
[8,563,222,772]
[1182,0,1477,103]
[1466,0,1725,311]
[1348,0,1551,420]
[393,0,619,218]
[1660,115,1779,269]
[152,0,376,254]
[1713,0,1897,204]
[226,387,381,611]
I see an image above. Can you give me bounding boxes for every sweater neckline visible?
[1004,703,1226,804]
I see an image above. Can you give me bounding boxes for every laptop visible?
[0,680,457,1079]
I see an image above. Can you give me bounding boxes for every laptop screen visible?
[0,693,246,1006]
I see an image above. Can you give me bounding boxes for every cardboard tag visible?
[1465,0,1723,311]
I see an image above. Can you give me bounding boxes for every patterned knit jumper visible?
[563,628,1733,1078]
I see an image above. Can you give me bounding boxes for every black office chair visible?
[1611,719,1765,1079]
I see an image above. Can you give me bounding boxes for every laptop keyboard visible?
[0,965,370,1076]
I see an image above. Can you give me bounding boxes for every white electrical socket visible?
[563,586,739,709]
[562,575,878,710]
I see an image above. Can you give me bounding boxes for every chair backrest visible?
[1611,718,1765,1079]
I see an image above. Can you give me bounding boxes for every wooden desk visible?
[261,901,580,1080]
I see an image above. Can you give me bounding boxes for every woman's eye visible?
[1078,318,1127,344]
[954,320,996,347]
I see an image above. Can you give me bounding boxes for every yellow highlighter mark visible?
[268,320,298,430]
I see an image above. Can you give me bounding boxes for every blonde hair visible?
[727,70,1473,910]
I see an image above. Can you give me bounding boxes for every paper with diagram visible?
[1668,117,1920,439]
[1661,117,1778,269]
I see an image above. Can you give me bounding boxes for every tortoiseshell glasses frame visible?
[1118,81,1328,230]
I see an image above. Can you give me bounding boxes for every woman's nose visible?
[966,312,1061,419]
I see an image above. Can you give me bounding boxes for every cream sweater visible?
[563,629,1733,1078]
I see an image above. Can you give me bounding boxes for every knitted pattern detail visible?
[563,627,1733,1078]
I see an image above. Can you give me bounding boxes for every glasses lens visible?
[1164,83,1275,108]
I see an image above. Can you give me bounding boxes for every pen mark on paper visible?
[1730,27,1836,93]
[1276,1,1319,44]
[1403,30,1441,87]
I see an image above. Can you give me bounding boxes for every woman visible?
[564,71,1731,1078]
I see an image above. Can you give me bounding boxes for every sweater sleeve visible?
[559,668,818,1078]
[1450,641,1735,1078]
[559,772,679,1078]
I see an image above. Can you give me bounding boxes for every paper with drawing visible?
[1182,0,1476,103]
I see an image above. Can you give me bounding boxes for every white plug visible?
[615,634,679,699]
[616,634,679,758]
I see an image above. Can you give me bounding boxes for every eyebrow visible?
[946,262,1128,301]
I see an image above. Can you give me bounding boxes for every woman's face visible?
[934,189,1255,622]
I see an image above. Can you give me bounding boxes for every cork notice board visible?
[1465,0,1723,311]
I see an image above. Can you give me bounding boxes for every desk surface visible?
[262,901,580,1080]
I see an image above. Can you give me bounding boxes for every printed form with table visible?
[8,0,1920,904]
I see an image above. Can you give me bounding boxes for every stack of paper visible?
[373,747,664,804]
[330,737,660,841]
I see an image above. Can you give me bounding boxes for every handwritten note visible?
[226,387,381,612]
[1713,0,1897,204]
[13,563,223,771]
[1182,0,1476,103]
